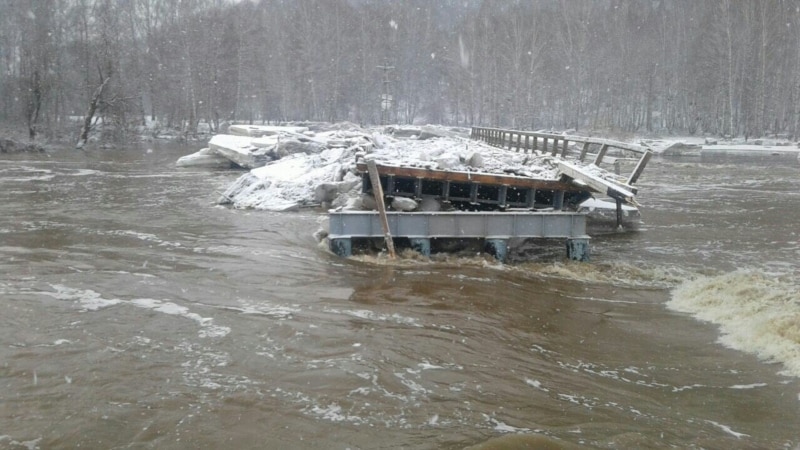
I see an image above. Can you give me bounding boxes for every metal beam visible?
[328,211,589,239]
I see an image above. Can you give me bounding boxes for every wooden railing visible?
[470,127,653,187]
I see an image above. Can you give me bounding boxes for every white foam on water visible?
[483,414,531,433]
[307,403,364,424]
[70,168,102,177]
[555,359,678,391]
[672,384,706,393]
[43,285,229,338]
[557,393,599,408]
[326,308,423,328]
[525,378,549,392]
[21,438,41,450]
[198,325,231,338]
[99,229,183,248]
[668,270,800,377]
[225,300,300,319]
[515,261,689,289]
[530,344,556,355]
[131,298,191,315]
[418,361,453,370]
[0,436,41,450]
[394,371,430,396]
[2,165,55,182]
[101,270,157,278]
[729,383,767,389]
[45,285,122,311]
[567,295,639,305]
[177,341,250,392]
[705,420,749,439]
[447,274,493,283]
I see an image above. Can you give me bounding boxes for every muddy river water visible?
[1,144,799,449]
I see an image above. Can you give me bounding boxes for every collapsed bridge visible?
[328,127,652,262]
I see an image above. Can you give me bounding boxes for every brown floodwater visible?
[1,144,799,449]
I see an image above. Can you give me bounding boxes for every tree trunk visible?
[27,70,42,141]
[76,75,111,149]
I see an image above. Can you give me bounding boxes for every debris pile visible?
[179,123,640,215]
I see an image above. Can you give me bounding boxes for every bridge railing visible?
[470,127,653,187]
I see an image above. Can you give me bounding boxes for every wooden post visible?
[561,139,569,158]
[579,142,591,161]
[627,151,653,185]
[542,137,548,154]
[366,159,396,258]
[524,134,530,153]
[533,136,538,151]
[551,138,559,156]
[594,144,609,165]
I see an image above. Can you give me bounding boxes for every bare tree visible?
[3,0,800,142]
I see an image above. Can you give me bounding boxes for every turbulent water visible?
[1,144,798,449]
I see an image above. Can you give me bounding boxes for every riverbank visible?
[0,133,47,153]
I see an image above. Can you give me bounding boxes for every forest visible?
[2,0,800,143]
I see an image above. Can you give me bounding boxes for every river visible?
[1,144,798,449]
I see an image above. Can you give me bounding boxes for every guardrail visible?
[470,127,653,187]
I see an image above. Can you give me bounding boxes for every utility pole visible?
[376,59,394,125]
